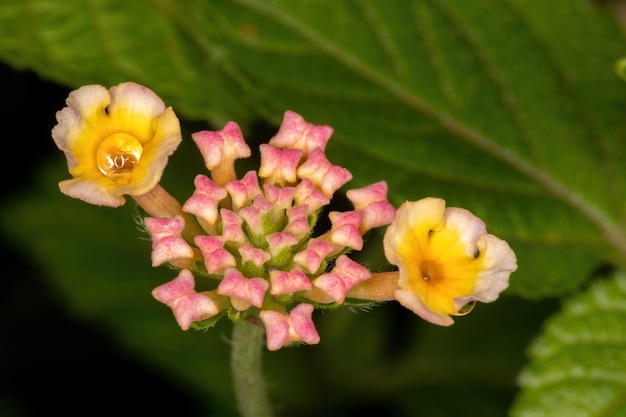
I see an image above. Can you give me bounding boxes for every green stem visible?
[231,320,274,417]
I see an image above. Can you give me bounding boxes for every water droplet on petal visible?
[96,133,143,176]
[453,300,476,316]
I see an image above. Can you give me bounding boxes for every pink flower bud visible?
[326,211,363,251]
[346,181,396,232]
[263,184,295,211]
[144,216,194,267]
[313,255,371,303]
[238,243,271,269]
[191,122,250,170]
[182,174,228,229]
[293,178,330,214]
[259,144,302,186]
[220,209,246,244]
[217,268,269,310]
[152,270,219,330]
[293,239,335,274]
[194,235,236,274]
[225,170,262,211]
[265,232,299,258]
[239,195,274,237]
[297,149,352,197]
[269,268,312,296]
[259,303,320,351]
[268,111,333,156]
[284,205,310,239]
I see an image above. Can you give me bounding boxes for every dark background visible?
[0,63,205,416]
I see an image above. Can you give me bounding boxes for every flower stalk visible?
[231,320,274,417]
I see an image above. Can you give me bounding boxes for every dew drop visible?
[96,133,143,176]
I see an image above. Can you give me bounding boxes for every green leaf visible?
[511,272,626,417]
[3,0,626,296]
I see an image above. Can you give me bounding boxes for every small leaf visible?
[511,272,626,417]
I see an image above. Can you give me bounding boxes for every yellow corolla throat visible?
[68,108,156,186]
[398,222,484,315]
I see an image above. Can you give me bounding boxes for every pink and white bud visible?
[220,209,246,244]
[191,122,251,170]
[293,239,335,274]
[152,270,219,330]
[144,216,194,267]
[268,111,333,157]
[263,184,295,211]
[238,243,271,269]
[259,144,302,186]
[269,268,312,296]
[239,195,274,237]
[194,235,237,274]
[225,170,262,211]
[293,178,330,214]
[182,174,228,231]
[313,255,371,303]
[284,205,310,239]
[346,181,396,233]
[217,268,269,310]
[265,232,299,258]
[297,149,352,197]
[326,211,364,251]
[259,303,320,351]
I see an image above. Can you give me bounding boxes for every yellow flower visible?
[52,82,182,207]
[383,197,517,326]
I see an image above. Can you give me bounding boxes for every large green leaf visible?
[511,271,626,417]
[3,2,626,415]
[3,0,626,297]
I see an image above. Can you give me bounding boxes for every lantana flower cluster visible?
[52,82,517,351]
[146,110,397,350]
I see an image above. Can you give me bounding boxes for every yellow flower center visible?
[96,133,143,177]
[420,259,442,281]
[401,226,482,315]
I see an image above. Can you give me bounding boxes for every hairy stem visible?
[231,320,274,417]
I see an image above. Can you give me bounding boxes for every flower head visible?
[383,197,517,326]
[145,110,394,349]
[52,82,182,207]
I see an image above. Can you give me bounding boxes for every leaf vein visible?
[232,0,626,258]
[352,0,408,79]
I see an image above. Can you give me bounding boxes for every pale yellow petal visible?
[59,178,125,207]
[52,84,110,162]
[113,107,182,197]
[443,207,487,257]
[394,288,454,326]
[107,82,166,140]
[472,234,517,302]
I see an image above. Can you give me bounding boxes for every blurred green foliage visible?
[1,1,626,416]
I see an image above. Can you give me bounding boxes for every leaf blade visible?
[511,272,626,417]
[2,0,626,296]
